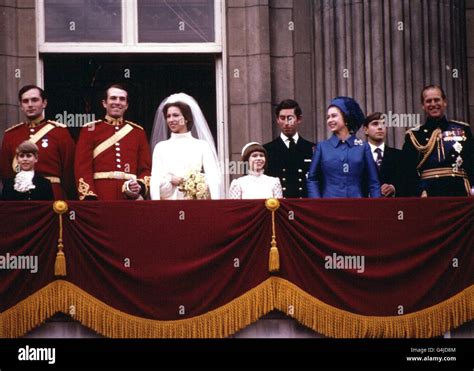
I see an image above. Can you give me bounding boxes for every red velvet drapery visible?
[0,198,472,338]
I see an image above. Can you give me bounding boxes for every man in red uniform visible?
[0,85,76,199]
[75,84,151,200]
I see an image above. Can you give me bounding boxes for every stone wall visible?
[467,0,474,123]
[0,0,37,143]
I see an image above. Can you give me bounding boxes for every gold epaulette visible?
[5,122,25,132]
[125,120,144,130]
[451,120,470,127]
[83,119,102,128]
[47,120,67,128]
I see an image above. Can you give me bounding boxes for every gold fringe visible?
[0,279,274,339]
[272,278,474,338]
[0,278,472,338]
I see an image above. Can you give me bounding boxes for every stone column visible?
[313,0,469,148]
[467,0,474,122]
[227,0,273,167]
[0,0,37,143]
[269,0,316,141]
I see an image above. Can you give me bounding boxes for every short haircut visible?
[18,85,46,102]
[275,99,302,118]
[420,85,446,103]
[163,101,194,131]
[364,112,384,127]
[241,142,268,170]
[103,83,129,102]
[16,140,39,156]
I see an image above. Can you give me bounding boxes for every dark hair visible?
[16,140,39,156]
[163,101,194,131]
[18,85,46,102]
[103,84,129,102]
[275,99,302,118]
[364,112,384,127]
[420,85,446,103]
[241,143,268,170]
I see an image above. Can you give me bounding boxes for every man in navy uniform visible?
[363,112,403,197]
[264,99,314,198]
[402,85,474,197]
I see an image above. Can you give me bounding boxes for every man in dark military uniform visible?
[74,84,151,200]
[0,85,76,199]
[264,99,314,198]
[402,85,474,197]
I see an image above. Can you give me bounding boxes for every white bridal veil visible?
[149,93,222,198]
[150,93,218,158]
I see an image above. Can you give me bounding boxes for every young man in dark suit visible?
[363,112,403,197]
[264,99,314,198]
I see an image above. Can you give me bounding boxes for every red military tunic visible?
[74,117,151,200]
[0,118,76,199]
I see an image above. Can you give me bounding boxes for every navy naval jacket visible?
[402,117,474,197]
[264,136,314,198]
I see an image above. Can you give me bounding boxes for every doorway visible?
[43,54,217,143]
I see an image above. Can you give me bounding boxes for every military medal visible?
[452,141,463,172]
[41,138,48,148]
[453,141,463,154]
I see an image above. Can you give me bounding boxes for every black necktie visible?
[374,148,383,169]
[288,137,296,150]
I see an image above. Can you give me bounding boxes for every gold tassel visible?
[55,244,66,276]
[53,201,69,277]
[265,198,281,273]
[269,244,279,273]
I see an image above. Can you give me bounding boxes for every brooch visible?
[354,139,364,146]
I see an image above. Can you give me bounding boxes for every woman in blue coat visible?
[307,97,381,198]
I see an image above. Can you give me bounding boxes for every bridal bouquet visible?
[178,169,210,200]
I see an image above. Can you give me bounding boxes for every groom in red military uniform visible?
[0,85,76,199]
[74,84,151,200]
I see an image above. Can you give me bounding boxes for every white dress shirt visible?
[368,142,385,163]
[280,132,300,148]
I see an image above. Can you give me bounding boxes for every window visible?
[137,0,215,43]
[45,0,122,42]
[39,0,222,52]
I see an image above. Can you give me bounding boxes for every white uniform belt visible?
[44,176,61,184]
[93,171,136,180]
